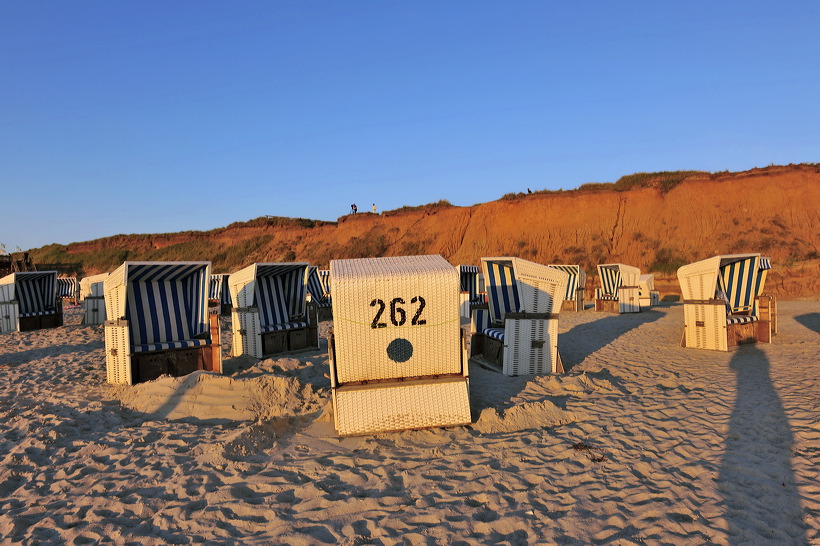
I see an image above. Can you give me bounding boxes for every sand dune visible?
[1,304,817,544]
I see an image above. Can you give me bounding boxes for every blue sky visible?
[2,1,818,251]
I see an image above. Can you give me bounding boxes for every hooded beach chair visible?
[209,273,232,315]
[103,261,221,385]
[328,255,471,436]
[457,264,485,320]
[677,254,775,351]
[307,266,333,321]
[57,276,80,305]
[80,272,110,325]
[594,263,641,313]
[229,262,318,358]
[638,274,660,309]
[548,264,586,311]
[470,257,568,375]
[0,271,62,333]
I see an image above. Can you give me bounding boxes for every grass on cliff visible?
[502,170,707,200]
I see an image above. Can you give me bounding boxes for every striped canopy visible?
[307,266,329,302]
[318,269,331,295]
[209,274,232,306]
[252,264,308,328]
[56,277,79,299]
[1,272,58,315]
[482,259,521,325]
[598,265,622,297]
[548,265,583,300]
[717,255,771,313]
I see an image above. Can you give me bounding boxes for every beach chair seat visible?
[0,271,63,333]
[594,264,641,313]
[103,261,221,385]
[678,254,774,351]
[329,255,471,436]
[230,263,319,358]
[470,257,568,375]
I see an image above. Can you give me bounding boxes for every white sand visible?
[1,303,817,544]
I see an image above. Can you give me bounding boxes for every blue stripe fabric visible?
[16,272,57,315]
[254,264,308,330]
[719,256,757,312]
[318,270,331,295]
[599,266,621,297]
[726,315,758,325]
[471,308,490,334]
[56,277,78,298]
[483,327,505,342]
[485,261,520,324]
[549,265,579,300]
[209,274,232,306]
[133,339,209,353]
[124,263,209,349]
[260,321,308,333]
[459,265,480,298]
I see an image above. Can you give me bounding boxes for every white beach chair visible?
[594,263,641,313]
[104,261,221,385]
[80,272,110,325]
[638,274,660,309]
[208,273,232,315]
[548,264,586,312]
[457,264,485,320]
[0,271,62,333]
[229,262,318,358]
[328,255,471,436]
[307,266,333,321]
[677,254,776,351]
[470,257,568,375]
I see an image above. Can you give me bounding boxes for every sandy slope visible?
[0,304,817,544]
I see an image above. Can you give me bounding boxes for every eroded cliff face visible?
[51,165,820,298]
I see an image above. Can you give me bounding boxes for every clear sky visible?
[2,1,818,251]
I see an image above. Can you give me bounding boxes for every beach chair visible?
[80,272,110,325]
[103,261,221,385]
[677,254,776,351]
[208,274,232,315]
[457,265,485,320]
[307,266,333,321]
[0,271,62,333]
[229,262,318,358]
[548,264,586,311]
[594,263,641,313]
[470,257,568,375]
[57,276,80,305]
[638,274,660,309]
[328,255,471,436]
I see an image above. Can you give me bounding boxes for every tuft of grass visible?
[383,200,453,215]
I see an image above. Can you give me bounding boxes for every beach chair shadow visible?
[558,308,665,371]
[717,344,808,544]
[794,312,819,334]
[0,340,105,366]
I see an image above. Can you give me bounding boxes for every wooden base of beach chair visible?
[757,295,777,335]
[317,307,333,322]
[19,312,63,332]
[132,345,218,384]
[595,298,619,313]
[482,336,504,366]
[259,325,320,358]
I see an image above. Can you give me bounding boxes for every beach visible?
[1,302,817,544]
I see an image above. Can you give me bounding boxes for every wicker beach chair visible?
[57,276,80,305]
[103,261,221,385]
[0,271,62,333]
[594,263,641,313]
[548,264,586,311]
[80,272,110,325]
[677,254,776,351]
[328,255,471,436]
[470,257,568,375]
[307,266,333,321]
[638,274,660,309]
[229,262,318,358]
[457,264,485,320]
[208,273,232,315]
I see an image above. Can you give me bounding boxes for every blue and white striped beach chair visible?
[307,266,333,320]
[547,265,586,311]
[56,277,80,305]
[470,257,568,375]
[0,271,62,333]
[229,262,319,358]
[457,265,485,320]
[595,263,641,313]
[103,261,221,385]
[677,253,775,351]
[209,273,232,315]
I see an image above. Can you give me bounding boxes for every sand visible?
[1,303,817,544]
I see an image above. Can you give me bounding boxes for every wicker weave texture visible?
[333,378,471,436]
[618,286,641,313]
[0,301,18,334]
[684,303,727,351]
[503,317,559,375]
[331,256,461,383]
[105,322,133,385]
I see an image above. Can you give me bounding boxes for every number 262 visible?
[370,296,426,328]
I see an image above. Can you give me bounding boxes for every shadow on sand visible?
[794,312,819,334]
[717,344,808,544]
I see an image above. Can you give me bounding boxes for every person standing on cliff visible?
[372,203,377,214]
